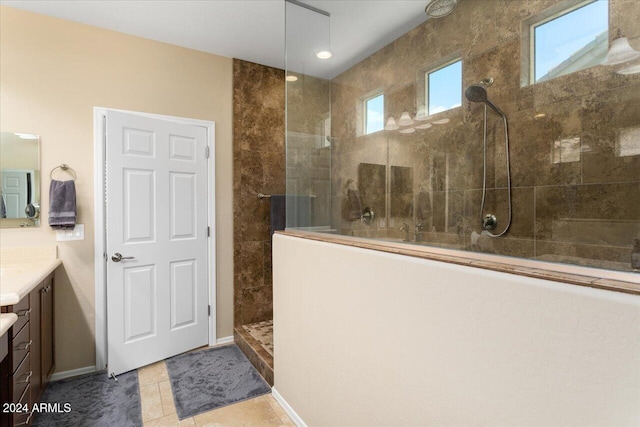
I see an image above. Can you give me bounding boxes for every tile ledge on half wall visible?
[276,230,640,296]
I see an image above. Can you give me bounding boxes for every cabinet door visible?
[29,282,42,405]
[41,274,54,384]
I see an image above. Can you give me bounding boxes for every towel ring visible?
[50,164,76,181]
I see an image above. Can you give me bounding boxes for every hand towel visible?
[270,195,286,236]
[347,189,362,221]
[270,194,315,236]
[49,179,76,229]
[287,195,314,229]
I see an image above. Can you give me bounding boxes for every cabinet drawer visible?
[12,352,31,404]
[12,385,32,427]
[12,322,31,373]
[11,297,30,338]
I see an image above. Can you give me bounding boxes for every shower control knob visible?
[482,214,498,231]
[361,207,375,224]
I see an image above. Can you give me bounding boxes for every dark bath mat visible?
[33,370,141,427]
[166,344,271,419]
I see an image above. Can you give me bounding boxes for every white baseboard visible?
[50,366,96,382]
[272,387,307,427]
[215,335,234,346]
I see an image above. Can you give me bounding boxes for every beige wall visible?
[0,6,234,372]
[274,234,640,426]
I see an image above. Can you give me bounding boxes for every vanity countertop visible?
[0,313,18,337]
[0,246,61,306]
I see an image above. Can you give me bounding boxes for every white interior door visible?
[106,110,209,376]
[1,169,33,218]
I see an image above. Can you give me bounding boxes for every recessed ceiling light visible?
[316,50,332,59]
[534,113,546,119]
[286,75,298,82]
[432,118,450,125]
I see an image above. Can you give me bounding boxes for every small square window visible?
[426,60,462,116]
[364,94,384,135]
[531,0,608,83]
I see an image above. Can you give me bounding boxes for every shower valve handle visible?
[482,214,498,231]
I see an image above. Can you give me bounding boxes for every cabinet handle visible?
[45,285,51,292]
[16,308,31,317]
[15,412,33,426]
[19,371,33,384]
[16,340,33,351]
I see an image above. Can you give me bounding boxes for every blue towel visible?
[270,195,286,236]
[49,179,76,229]
[286,195,313,229]
[270,194,314,236]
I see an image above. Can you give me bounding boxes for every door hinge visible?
[205,146,210,158]
[207,226,210,237]
[208,305,211,316]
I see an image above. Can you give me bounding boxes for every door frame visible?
[93,107,216,371]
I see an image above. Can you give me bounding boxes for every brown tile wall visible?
[233,59,285,325]
[329,0,640,272]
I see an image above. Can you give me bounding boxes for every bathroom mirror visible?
[0,132,41,228]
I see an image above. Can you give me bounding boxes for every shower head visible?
[465,85,488,103]
[425,0,458,18]
[465,85,504,117]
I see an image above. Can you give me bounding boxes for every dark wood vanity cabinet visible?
[0,273,55,427]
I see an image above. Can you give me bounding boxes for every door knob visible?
[111,253,135,262]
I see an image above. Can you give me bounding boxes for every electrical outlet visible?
[56,224,84,241]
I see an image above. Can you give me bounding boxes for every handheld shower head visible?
[465,85,488,102]
[465,85,504,117]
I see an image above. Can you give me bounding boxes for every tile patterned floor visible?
[241,320,274,357]
[137,353,294,427]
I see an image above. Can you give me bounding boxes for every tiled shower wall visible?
[233,59,285,325]
[330,0,640,272]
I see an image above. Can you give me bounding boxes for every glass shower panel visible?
[285,1,332,231]
[285,0,640,276]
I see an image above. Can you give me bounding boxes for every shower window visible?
[529,0,608,84]
[426,59,462,116]
[364,93,384,135]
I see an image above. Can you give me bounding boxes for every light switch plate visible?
[56,224,84,241]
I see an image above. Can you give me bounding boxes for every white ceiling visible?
[1,0,430,79]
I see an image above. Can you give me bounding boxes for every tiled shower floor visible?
[242,320,274,357]
[234,320,274,385]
